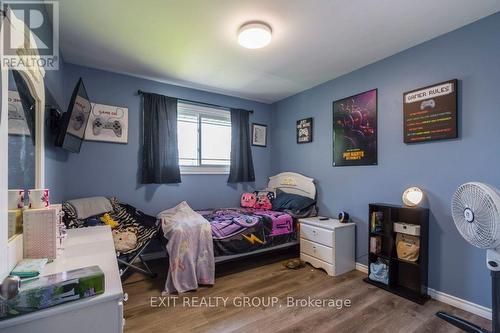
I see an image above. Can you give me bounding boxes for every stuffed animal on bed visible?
[240,192,257,208]
[101,213,119,229]
[112,227,137,252]
[254,190,275,202]
[253,193,273,210]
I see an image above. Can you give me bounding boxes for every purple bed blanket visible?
[198,208,296,257]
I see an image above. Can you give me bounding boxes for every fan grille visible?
[452,183,500,249]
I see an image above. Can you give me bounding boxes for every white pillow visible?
[67,196,112,219]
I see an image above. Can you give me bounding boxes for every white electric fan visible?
[437,182,500,333]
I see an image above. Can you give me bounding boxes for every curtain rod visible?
[137,90,253,114]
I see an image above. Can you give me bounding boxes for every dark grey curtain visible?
[141,92,181,184]
[228,108,255,183]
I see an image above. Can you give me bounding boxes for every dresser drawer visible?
[301,238,334,263]
[300,223,334,247]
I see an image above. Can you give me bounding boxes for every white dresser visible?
[0,226,124,333]
[299,217,355,276]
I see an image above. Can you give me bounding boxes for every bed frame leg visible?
[118,242,158,279]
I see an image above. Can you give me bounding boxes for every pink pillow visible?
[254,193,272,210]
[240,193,257,208]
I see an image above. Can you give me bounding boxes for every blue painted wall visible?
[271,13,500,307]
[44,57,72,204]
[46,63,273,213]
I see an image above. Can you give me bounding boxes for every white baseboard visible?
[427,287,491,320]
[355,261,491,320]
[355,262,368,273]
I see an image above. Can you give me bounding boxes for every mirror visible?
[1,5,47,278]
[7,70,36,239]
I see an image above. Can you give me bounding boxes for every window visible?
[177,102,231,174]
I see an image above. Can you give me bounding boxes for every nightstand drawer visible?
[300,223,334,247]
[301,238,333,263]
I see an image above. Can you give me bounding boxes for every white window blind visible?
[177,102,231,174]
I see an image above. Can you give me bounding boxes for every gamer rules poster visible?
[333,89,377,166]
[403,79,458,143]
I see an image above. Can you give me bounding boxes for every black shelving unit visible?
[364,203,429,304]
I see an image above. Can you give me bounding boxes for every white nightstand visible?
[299,216,355,276]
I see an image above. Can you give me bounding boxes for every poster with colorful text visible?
[403,79,457,143]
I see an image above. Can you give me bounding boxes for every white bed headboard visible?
[267,172,316,199]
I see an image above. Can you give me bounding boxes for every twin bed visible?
[158,171,316,293]
[199,172,316,262]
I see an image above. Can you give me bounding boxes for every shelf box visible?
[394,222,420,236]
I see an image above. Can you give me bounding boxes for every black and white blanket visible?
[62,197,159,255]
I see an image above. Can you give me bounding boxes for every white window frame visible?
[177,102,231,175]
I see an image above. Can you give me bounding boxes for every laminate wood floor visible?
[122,257,491,333]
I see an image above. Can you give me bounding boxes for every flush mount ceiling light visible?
[402,187,424,207]
[238,22,272,49]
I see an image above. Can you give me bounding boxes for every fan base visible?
[436,311,489,333]
[436,270,500,333]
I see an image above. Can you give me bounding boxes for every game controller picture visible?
[92,118,123,137]
[71,111,86,131]
[420,99,436,110]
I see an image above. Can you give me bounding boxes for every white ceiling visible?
[56,0,500,103]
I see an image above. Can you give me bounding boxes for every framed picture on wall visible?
[84,103,129,144]
[251,123,267,147]
[297,117,313,143]
[403,79,458,143]
[333,89,377,166]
